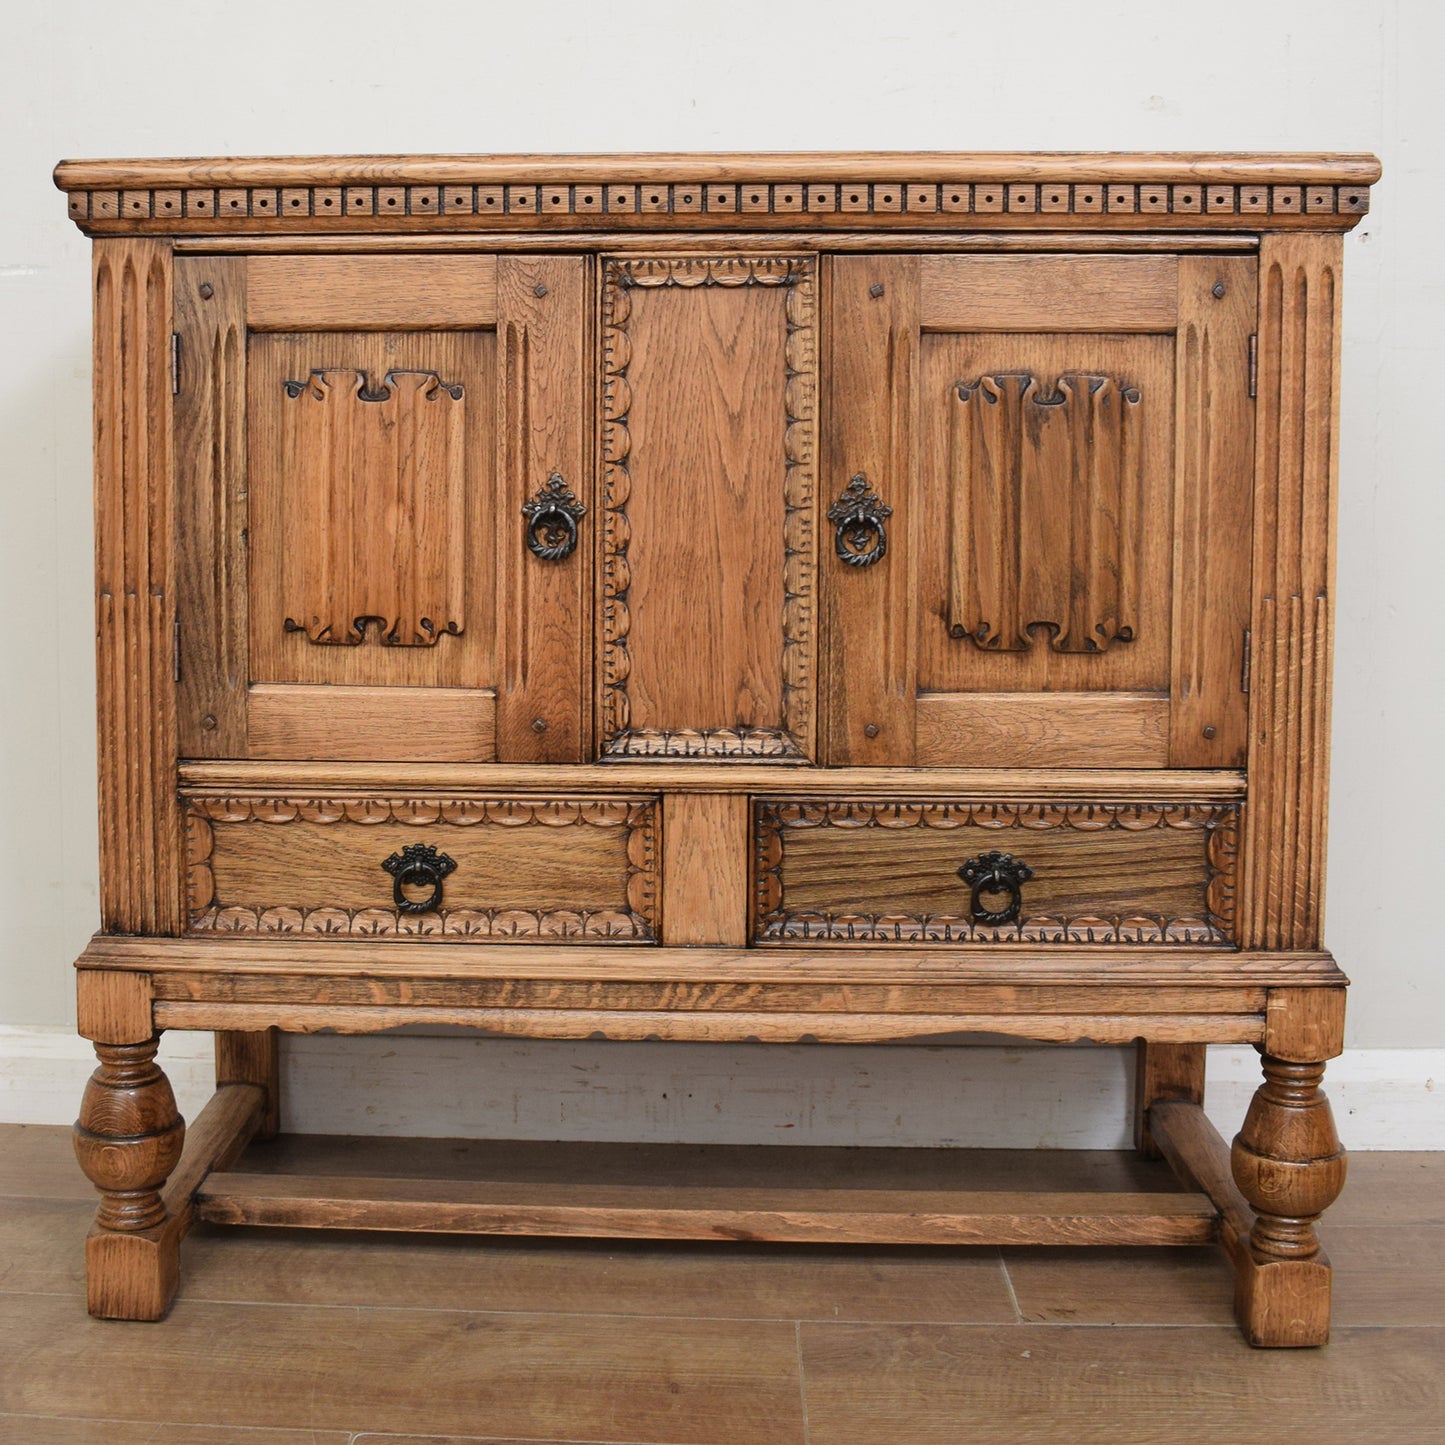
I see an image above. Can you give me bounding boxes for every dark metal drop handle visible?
[382,843,457,915]
[523,471,585,562]
[957,851,1034,927]
[828,473,892,568]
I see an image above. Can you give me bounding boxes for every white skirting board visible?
[3,1026,1440,1149]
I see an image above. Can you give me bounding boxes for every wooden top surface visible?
[54,151,1380,237]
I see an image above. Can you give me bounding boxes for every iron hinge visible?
[1247,333,1257,400]
[1240,628,1252,694]
[170,332,181,395]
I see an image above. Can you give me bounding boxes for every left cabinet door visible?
[174,253,590,764]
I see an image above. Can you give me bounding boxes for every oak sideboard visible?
[55,150,1379,1344]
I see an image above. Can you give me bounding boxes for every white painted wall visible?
[2,0,1440,1142]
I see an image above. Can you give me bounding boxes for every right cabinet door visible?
[823,253,1256,769]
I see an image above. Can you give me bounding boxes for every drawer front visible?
[185,794,658,941]
[753,799,1238,946]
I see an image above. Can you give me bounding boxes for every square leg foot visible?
[85,1223,179,1321]
[1233,1249,1332,1347]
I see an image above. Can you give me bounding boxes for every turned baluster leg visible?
[73,1037,186,1320]
[1230,1052,1346,1347]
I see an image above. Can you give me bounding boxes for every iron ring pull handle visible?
[523,471,585,562]
[828,473,892,568]
[957,851,1034,927]
[382,844,457,916]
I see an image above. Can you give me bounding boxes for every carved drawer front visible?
[185,794,658,941]
[752,799,1238,946]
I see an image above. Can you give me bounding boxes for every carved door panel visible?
[597,255,818,760]
[824,253,1255,769]
[174,254,589,763]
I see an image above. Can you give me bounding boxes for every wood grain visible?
[919,254,1178,331]
[0,1291,807,1444]
[75,969,153,1046]
[149,973,1270,1021]
[197,1172,1218,1246]
[1134,1043,1207,1158]
[918,330,1174,700]
[179,757,1248,799]
[1169,256,1256,766]
[73,1040,185,1319]
[151,1001,1265,1046]
[247,329,496,690]
[246,254,498,329]
[174,256,249,757]
[214,1029,280,1139]
[661,793,750,945]
[1263,985,1347,1062]
[754,799,1238,946]
[797,1323,1443,1444]
[601,256,816,757]
[1241,233,1343,950]
[93,238,183,933]
[79,931,1343,987]
[185,794,658,940]
[175,230,1267,256]
[822,255,918,763]
[915,692,1169,767]
[246,684,496,762]
[494,255,591,762]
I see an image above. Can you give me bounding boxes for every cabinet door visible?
[824,253,1255,769]
[174,253,589,763]
[597,254,818,760]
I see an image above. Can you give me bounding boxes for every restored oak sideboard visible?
[55,151,1379,1344]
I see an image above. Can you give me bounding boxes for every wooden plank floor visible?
[2,1125,1442,1444]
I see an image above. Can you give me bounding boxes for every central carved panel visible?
[279,367,467,647]
[599,255,817,759]
[948,372,1144,654]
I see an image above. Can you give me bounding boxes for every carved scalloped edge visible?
[185,795,650,826]
[1205,807,1240,938]
[756,913,1230,946]
[761,800,1237,830]
[189,905,652,940]
[184,808,216,913]
[600,263,633,741]
[64,180,1372,231]
[599,256,816,757]
[781,266,817,752]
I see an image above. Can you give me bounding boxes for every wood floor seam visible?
[795,1319,812,1445]
[7,1132,1444,1442]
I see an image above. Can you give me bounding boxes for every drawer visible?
[184,793,658,941]
[752,799,1238,945]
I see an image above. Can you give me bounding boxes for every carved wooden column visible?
[73,1039,186,1319]
[1226,231,1348,1346]
[92,237,183,935]
[82,237,186,1318]
[1231,1053,1346,1346]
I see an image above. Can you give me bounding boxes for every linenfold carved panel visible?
[279,368,467,647]
[947,373,1144,655]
